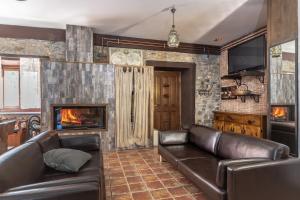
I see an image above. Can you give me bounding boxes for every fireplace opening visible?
[52,104,107,131]
[270,105,295,122]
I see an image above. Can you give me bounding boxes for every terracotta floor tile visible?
[125,171,139,177]
[146,181,164,190]
[111,172,125,178]
[112,194,132,200]
[157,173,173,180]
[175,195,194,200]
[176,178,191,185]
[110,178,127,186]
[151,189,172,199]
[129,183,147,192]
[184,185,201,194]
[142,174,159,182]
[168,187,188,197]
[111,185,130,195]
[162,179,181,188]
[139,169,153,175]
[132,191,152,200]
[105,148,208,200]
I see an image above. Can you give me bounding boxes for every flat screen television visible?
[228,35,266,74]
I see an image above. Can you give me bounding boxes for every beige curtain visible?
[115,66,154,149]
[115,66,134,148]
[132,67,154,146]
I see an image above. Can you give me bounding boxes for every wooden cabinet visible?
[213,112,266,138]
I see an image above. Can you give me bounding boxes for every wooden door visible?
[154,71,181,131]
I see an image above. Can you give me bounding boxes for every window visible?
[0,57,41,112]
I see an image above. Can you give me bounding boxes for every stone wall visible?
[41,60,115,151]
[0,37,65,60]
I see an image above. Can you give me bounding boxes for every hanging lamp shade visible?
[167,8,180,48]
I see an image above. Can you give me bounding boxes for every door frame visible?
[146,60,196,128]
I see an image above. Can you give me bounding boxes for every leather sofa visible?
[0,131,105,200]
[159,125,300,200]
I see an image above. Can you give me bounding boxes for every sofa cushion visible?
[158,144,214,167]
[189,126,221,155]
[178,157,226,200]
[217,132,290,160]
[0,142,44,192]
[27,131,61,153]
[44,148,92,173]
[159,130,188,145]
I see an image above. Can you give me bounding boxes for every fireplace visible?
[51,104,107,131]
[270,105,295,122]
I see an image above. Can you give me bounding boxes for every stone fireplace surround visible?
[41,25,116,151]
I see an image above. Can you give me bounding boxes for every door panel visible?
[154,71,181,131]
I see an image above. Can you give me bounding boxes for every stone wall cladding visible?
[66,25,93,62]
[41,60,115,151]
[0,37,65,60]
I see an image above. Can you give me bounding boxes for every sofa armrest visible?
[8,176,99,192]
[159,130,188,145]
[59,134,100,151]
[0,182,100,200]
[216,158,270,188]
[227,158,300,200]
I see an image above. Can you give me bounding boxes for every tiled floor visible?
[103,148,208,200]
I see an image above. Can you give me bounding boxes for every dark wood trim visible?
[0,108,41,112]
[0,24,220,55]
[94,34,220,55]
[0,24,65,41]
[147,60,196,127]
[221,27,267,51]
[146,60,196,69]
[0,53,49,59]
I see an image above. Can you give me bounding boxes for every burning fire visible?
[61,109,82,124]
[272,107,287,118]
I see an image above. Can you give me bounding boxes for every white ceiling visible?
[0,0,267,45]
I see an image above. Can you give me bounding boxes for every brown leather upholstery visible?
[159,130,188,145]
[178,157,226,200]
[0,142,44,192]
[217,132,290,160]
[0,182,100,200]
[158,144,213,166]
[158,125,295,200]
[59,134,100,151]
[189,126,221,155]
[227,159,300,200]
[215,158,270,189]
[27,131,60,153]
[0,131,105,200]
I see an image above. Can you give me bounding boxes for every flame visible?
[61,109,82,124]
[272,107,287,118]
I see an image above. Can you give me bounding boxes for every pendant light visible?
[167,7,180,48]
